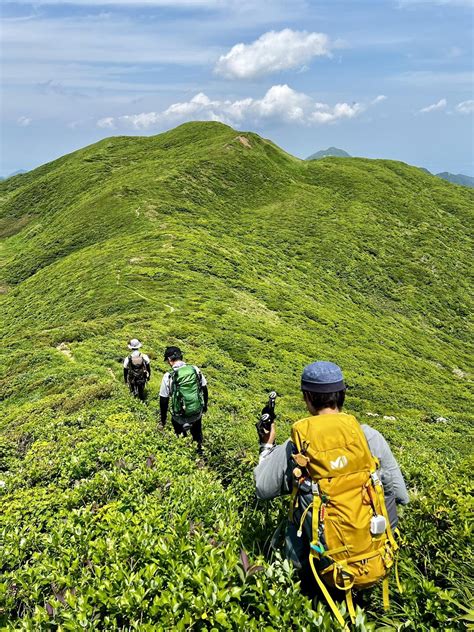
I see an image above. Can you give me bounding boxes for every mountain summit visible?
[1,121,472,629]
[306,146,351,160]
[436,171,474,188]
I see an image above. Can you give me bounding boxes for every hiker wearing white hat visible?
[128,338,143,350]
[123,339,151,400]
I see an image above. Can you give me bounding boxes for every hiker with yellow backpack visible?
[254,361,409,627]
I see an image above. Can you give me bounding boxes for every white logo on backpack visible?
[330,455,348,470]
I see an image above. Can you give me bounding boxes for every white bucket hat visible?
[128,338,143,350]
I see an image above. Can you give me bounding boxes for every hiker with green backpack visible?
[254,361,409,628]
[159,346,208,456]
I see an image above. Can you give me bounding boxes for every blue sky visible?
[1,0,473,176]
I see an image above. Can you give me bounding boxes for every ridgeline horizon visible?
[2,121,473,183]
[1,120,472,630]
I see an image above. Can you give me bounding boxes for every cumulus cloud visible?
[97,117,116,129]
[419,98,447,113]
[215,29,332,79]
[97,85,386,130]
[17,116,32,126]
[455,99,474,114]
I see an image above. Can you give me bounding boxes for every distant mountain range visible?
[306,148,474,188]
[306,147,352,160]
[435,172,474,188]
[0,170,27,181]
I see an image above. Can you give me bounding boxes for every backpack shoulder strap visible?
[168,370,176,393]
[191,366,203,390]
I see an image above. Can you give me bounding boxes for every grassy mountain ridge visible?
[1,122,473,630]
[305,147,473,189]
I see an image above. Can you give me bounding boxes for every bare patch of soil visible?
[235,135,251,148]
[56,342,74,361]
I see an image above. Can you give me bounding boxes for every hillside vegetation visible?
[1,122,473,630]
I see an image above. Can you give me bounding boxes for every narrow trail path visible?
[121,282,175,313]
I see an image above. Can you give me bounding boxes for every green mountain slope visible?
[1,122,473,630]
[306,153,474,190]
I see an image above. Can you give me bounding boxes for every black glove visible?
[256,406,276,442]
[260,405,276,422]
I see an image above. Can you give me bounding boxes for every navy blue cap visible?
[301,361,345,393]
[164,346,182,361]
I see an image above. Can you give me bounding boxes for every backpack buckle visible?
[293,453,310,468]
[371,471,381,486]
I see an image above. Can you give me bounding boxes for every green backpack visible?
[170,365,204,419]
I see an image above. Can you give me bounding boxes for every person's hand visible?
[256,405,276,444]
[259,421,276,446]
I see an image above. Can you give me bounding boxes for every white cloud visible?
[309,102,364,124]
[97,117,116,129]
[97,85,386,129]
[456,100,474,114]
[215,29,332,79]
[4,0,305,27]
[419,98,447,113]
[17,116,32,126]
[372,95,387,105]
[2,15,219,66]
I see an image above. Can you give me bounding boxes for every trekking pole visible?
[268,391,277,414]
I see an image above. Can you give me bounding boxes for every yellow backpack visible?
[290,413,401,628]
